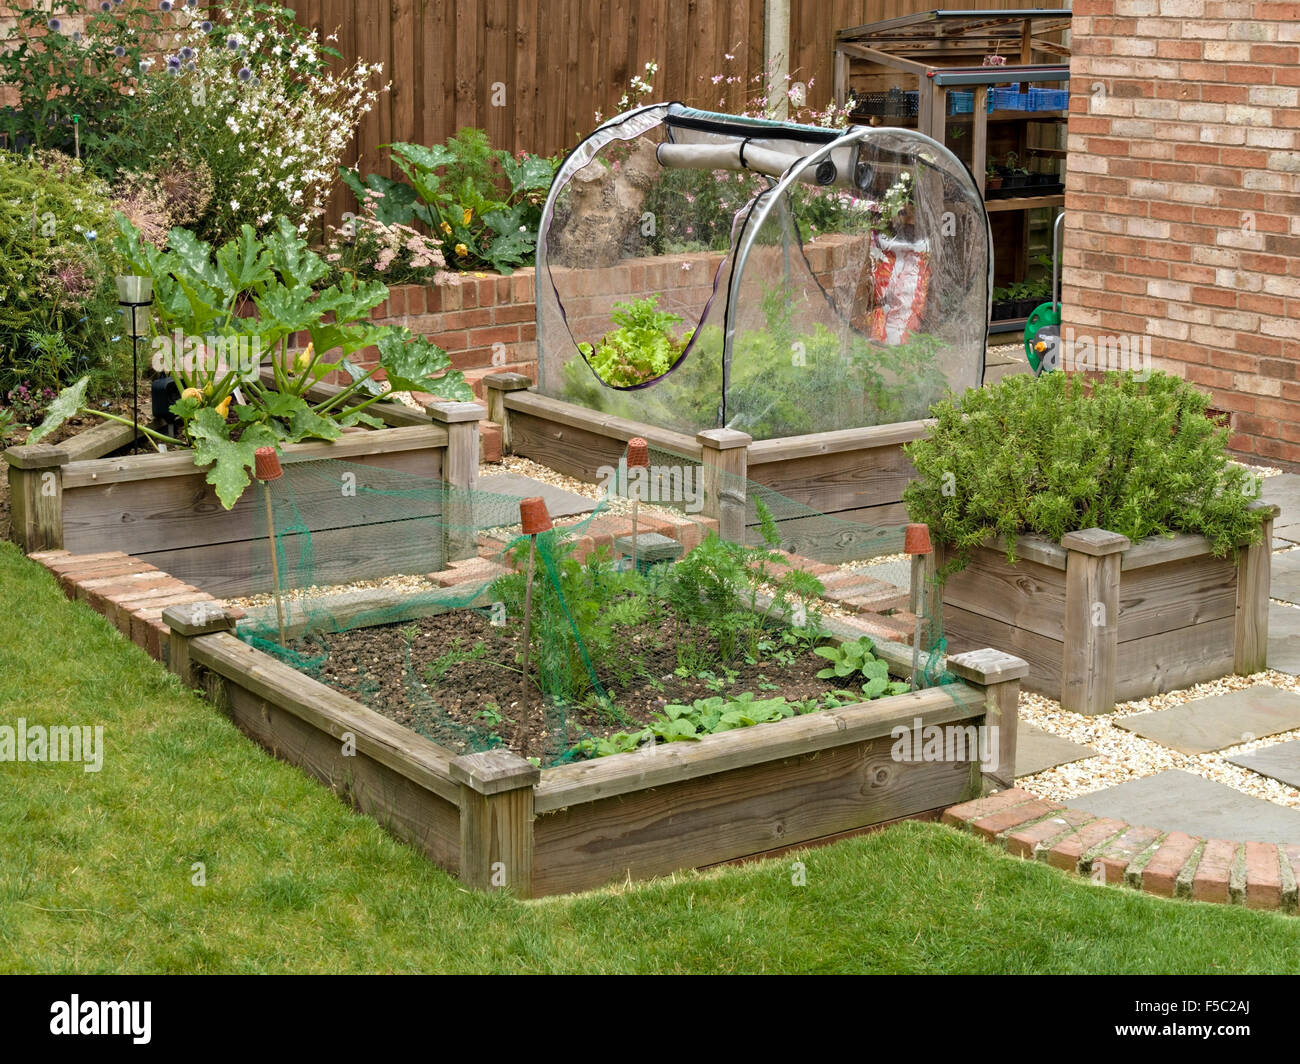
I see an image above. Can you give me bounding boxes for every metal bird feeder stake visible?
[254,447,288,646]
[115,275,153,454]
[517,496,552,724]
[626,437,649,572]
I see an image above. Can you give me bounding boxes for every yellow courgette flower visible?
[181,387,203,403]
[215,395,232,418]
[462,207,473,226]
[455,243,468,257]
[295,343,314,373]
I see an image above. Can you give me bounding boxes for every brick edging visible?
[943,788,1300,914]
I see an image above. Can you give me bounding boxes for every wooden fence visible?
[293,0,1031,222]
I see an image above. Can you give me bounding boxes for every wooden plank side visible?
[504,392,704,459]
[214,675,461,871]
[939,549,1068,641]
[135,513,447,598]
[745,420,930,465]
[190,632,463,804]
[62,446,444,556]
[940,602,1064,695]
[1113,617,1237,702]
[60,426,448,489]
[60,421,139,463]
[744,440,916,516]
[1117,554,1238,643]
[507,409,635,483]
[532,729,980,896]
[750,501,909,561]
[535,682,985,811]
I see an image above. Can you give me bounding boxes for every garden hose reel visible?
[1023,212,1064,376]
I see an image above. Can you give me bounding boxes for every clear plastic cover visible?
[536,104,989,440]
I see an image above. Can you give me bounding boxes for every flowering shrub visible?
[5,383,57,426]
[134,3,386,241]
[0,151,125,396]
[324,189,457,288]
[0,1,169,174]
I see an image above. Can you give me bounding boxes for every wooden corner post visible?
[697,428,751,544]
[4,444,71,552]
[482,371,532,456]
[425,400,485,562]
[163,601,241,688]
[449,750,540,897]
[947,648,1029,793]
[1236,501,1279,676]
[1060,528,1131,715]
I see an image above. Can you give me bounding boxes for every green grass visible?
[1,541,1298,974]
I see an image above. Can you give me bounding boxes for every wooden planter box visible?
[163,599,1026,897]
[4,397,484,598]
[483,373,928,561]
[932,513,1278,714]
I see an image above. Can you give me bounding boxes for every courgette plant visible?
[30,215,472,508]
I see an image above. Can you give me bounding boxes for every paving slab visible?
[1015,721,1097,777]
[1070,769,1300,844]
[477,473,598,521]
[1114,686,1300,754]
[1260,473,1300,528]
[1226,739,1300,790]
[1268,604,1300,675]
[1270,550,1300,605]
[855,558,911,590]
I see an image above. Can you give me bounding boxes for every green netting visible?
[232,441,961,769]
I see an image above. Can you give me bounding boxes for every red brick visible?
[942,788,1041,828]
[1094,824,1164,886]
[1046,817,1129,873]
[968,799,1063,840]
[479,420,503,464]
[1190,839,1237,904]
[1140,832,1200,898]
[1243,841,1282,910]
[59,558,157,594]
[40,551,134,576]
[1005,808,1096,859]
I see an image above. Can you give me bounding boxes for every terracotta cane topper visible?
[519,496,552,535]
[626,436,650,470]
[904,522,932,556]
[254,446,284,482]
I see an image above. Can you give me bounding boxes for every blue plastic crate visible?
[991,86,1025,111]
[1027,87,1069,111]
[948,91,974,114]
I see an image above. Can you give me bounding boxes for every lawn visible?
[1,541,1297,975]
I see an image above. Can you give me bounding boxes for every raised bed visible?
[163,600,1026,897]
[4,397,484,598]
[930,511,1278,714]
[484,372,928,561]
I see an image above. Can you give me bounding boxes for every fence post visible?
[4,444,71,552]
[425,400,485,563]
[482,372,533,455]
[450,750,540,898]
[162,601,241,689]
[947,648,1029,793]
[697,428,751,544]
[1060,528,1130,715]
[1236,501,1279,676]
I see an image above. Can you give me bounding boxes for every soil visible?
[0,382,153,541]
[287,609,844,764]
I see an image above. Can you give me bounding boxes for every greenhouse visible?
[535,102,991,439]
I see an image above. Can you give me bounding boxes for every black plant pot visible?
[992,301,1016,321]
[1004,174,1028,191]
[152,375,181,423]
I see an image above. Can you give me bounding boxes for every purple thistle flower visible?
[180,46,194,59]
[47,17,60,30]
[166,54,182,69]
[200,20,213,32]
[237,66,252,81]
[114,45,126,57]
[99,1,111,10]
[226,36,240,50]
[160,0,173,10]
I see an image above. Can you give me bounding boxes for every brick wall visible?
[1064,0,1300,468]
[364,234,864,399]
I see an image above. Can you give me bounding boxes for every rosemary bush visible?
[903,372,1264,574]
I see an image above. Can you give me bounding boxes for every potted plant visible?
[985,159,1003,192]
[903,371,1273,713]
[1002,152,1029,191]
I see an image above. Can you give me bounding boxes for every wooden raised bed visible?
[4,398,484,598]
[930,509,1278,715]
[483,372,928,561]
[163,599,1026,897]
